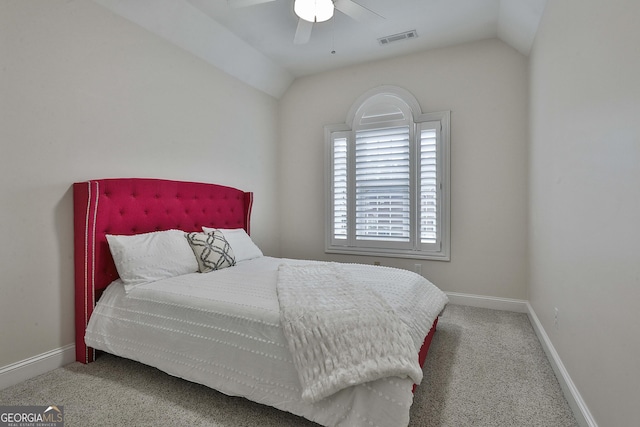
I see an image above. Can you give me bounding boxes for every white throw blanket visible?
[276,263,424,403]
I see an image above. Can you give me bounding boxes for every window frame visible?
[325,86,451,261]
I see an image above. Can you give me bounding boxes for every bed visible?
[73,178,448,427]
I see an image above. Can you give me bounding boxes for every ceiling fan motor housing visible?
[294,0,335,23]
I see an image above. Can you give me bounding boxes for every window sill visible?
[325,246,450,261]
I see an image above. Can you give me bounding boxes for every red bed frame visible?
[72,178,437,390]
[73,178,253,364]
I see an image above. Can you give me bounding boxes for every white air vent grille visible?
[378,30,418,46]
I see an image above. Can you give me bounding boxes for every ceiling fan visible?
[228,0,383,45]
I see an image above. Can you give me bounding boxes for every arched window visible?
[325,86,450,260]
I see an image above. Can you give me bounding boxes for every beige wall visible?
[529,0,640,425]
[279,39,529,299]
[0,0,280,367]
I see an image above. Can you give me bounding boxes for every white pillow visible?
[202,227,263,262]
[106,229,198,292]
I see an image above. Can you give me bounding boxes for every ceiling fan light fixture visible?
[294,0,334,23]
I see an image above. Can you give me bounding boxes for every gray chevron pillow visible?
[185,231,236,273]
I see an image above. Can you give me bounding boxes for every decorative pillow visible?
[202,227,263,262]
[106,229,198,292]
[186,231,236,273]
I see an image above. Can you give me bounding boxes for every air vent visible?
[378,30,418,46]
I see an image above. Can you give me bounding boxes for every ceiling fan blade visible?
[294,19,313,45]
[227,0,276,8]
[334,0,384,22]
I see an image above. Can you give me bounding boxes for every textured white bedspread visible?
[277,263,424,403]
[85,257,448,427]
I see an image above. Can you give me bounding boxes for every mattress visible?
[85,256,448,427]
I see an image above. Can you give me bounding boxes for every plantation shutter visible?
[354,126,411,242]
[420,124,438,245]
[332,136,348,240]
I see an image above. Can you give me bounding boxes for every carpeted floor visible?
[0,305,579,426]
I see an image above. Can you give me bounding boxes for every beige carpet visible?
[0,305,579,426]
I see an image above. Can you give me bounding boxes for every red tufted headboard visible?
[73,178,253,363]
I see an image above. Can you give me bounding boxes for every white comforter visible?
[85,257,448,427]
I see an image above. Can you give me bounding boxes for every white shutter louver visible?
[333,137,348,240]
[420,127,438,244]
[355,126,411,242]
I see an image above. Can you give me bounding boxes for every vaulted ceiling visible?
[93,0,547,98]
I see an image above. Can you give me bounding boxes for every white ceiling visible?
[93,0,547,98]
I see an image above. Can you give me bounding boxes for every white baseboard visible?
[445,291,528,313]
[0,344,76,390]
[525,303,598,427]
